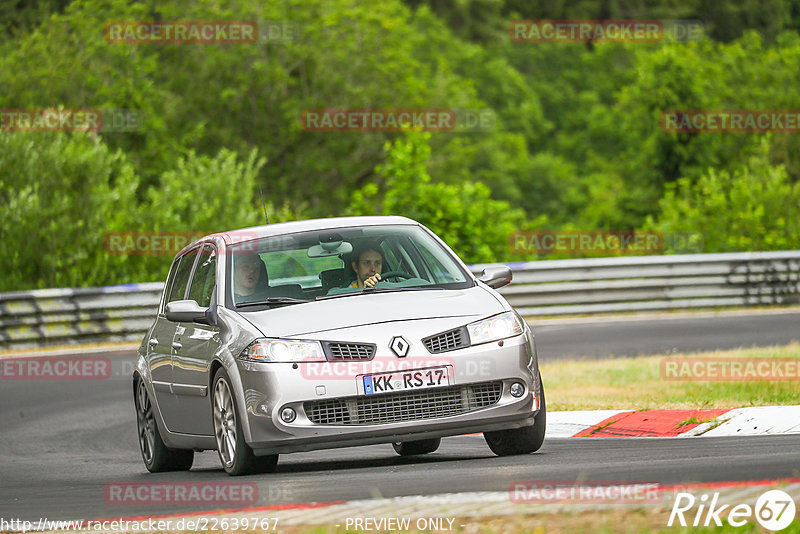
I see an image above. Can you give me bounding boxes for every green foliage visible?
[0,0,70,40]
[348,132,525,263]
[135,148,304,281]
[1,0,800,291]
[594,31,800,227]
[0,132,139,290]
[423,0,799,43]
[0,132,297,290]
[143,149,266,233]
[650,144,800,252]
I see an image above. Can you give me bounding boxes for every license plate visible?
[362,366,451,395]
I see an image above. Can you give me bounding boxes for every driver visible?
[349,243,384,289]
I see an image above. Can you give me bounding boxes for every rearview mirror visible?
[165,300,210,324]
[478,265,512,289]
[308,241,353,258]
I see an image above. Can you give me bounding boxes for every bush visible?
[0,134,302,290]
[348,132,525,263]
[650,145,800,252]
[0,132,139,290]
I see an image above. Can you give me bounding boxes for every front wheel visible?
[484,374,546,456]
[135,377,194,472]
[392,438,441,456]
[212,368,278,476]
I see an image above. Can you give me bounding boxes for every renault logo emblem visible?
[390,336,409,357]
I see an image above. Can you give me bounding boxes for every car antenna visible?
[258,185,269,224]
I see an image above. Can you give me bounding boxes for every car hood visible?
[238,285,506,338]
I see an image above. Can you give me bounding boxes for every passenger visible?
[233,253,268,303]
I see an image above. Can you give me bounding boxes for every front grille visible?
[323,342,376,361]
[304,381,503,425]
[422,327,469,353]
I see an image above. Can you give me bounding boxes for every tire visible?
[212,367,279,476]
[135,377,194,472]
[392,438,441,456]
[484,373,546,456]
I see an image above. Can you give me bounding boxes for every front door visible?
[150,247,199,431]
[171,244,219,435]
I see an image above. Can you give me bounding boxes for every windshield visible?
[226,224,473,308]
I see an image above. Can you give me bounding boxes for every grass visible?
[676,416,720,427]
[539,343,800,411]
[675,417,702,427]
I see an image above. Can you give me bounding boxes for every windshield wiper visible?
[363,286,445,293]
[237,297,310,308]
[316,286,445,300]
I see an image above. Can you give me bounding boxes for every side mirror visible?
[478,265,512,289]
[166,300,209,324]
[204,286,219,326]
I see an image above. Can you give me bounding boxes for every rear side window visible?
[188,244,216,307]
[167,249,199,303]
[261,249,342,288]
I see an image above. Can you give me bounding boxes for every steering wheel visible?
[378,271,414,282]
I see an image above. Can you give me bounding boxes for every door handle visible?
[171,342,182,351]
[148,339,159,347]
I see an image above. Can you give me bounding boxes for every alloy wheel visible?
[136,380,156,465]
[213,378,237,467]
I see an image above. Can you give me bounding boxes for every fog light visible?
[280,407,296,423]
[510,382,525,398]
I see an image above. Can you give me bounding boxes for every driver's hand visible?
[364,273,381,288]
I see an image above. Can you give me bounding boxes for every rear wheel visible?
[212,367,279,476]
[392,438,441,456]
[484,374,546,456]
[135,377,194,472]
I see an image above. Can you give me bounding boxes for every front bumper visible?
[234,332,540,455]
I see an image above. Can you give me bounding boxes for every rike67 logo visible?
[668,489,796,531]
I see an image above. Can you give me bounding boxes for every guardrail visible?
[0,283,164,351]
[473,250,800,316]
[1,251,799,351]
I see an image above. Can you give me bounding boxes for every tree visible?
[0,132,139,290]
[649,144,800,252]
[348,132,526,263]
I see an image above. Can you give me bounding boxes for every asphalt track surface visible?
[2,311,799,522]
[532,310,800,360]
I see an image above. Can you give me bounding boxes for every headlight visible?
[467,311,524,345]
[238,338,325,362]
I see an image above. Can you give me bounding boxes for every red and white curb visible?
[546,406,800,438]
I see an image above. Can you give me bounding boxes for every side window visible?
[261,249,342,288]
[161,258,182,313]
[383,238,419,278]
[380,241,400,272]
[188,245,216,307]
[413,240,463,283]
[167,249,199,303]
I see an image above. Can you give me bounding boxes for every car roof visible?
[181,215,419,254]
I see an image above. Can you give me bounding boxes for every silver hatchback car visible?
[133,216,545,475]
